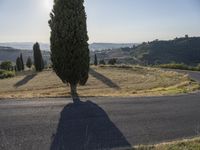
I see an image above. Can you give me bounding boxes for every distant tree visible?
[26,57,32,69]
[49,0,90,102]
[185,34,189,38]
[108,58,117,65]
[0,61,12,70]
[94,54,98,66]
[33,42,44,72]
[16,57,22,71]
[20,53,24,71]
[99,59,106,65]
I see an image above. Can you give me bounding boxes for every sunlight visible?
[43,0,53,12]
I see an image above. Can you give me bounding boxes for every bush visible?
[0,61,13,70]
[0,70,15,79]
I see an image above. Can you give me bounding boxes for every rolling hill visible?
[1,37,200,66]
[0,42,135,51]
[131,36,200,65]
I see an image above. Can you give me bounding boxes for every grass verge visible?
[133,137,200,150]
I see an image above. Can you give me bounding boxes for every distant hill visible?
[131,36,200,65]
[90,47,137,64]
[89,43,134,51]
[2,37,200,66]
[0,47,50,64]
[0,42,135,51]
[0,42,50,51]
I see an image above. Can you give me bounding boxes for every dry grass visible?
[133,137,200,150]
[0,66,199,99]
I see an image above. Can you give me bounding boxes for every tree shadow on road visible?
[89,68,120,90]
[14,74,37,88]
[50,100,131,150]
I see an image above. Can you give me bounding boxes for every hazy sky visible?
[0,0,200,43]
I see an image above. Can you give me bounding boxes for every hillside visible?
[89,43,134,51]
[90,47,136,64]
[132,36,200,65]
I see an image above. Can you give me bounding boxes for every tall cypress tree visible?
[20,53,24,70]
[16,57,22,71]
[49,0,90,102]
[94,54,98,66]
[33,42,44,72]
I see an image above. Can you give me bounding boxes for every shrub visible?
[0,61,13,70]
[0,70,15,79]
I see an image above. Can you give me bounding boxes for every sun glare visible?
[44,0,53,11]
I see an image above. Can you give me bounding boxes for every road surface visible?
[0,70,200,150]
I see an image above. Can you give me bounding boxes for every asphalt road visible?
[0,70,200,150]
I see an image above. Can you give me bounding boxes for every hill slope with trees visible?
[132,36,200,65]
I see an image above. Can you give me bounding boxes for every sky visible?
[0,0,200,43]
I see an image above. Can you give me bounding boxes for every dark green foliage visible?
[16,57,23,71]
[132,37,200,65]
[99,59,106,65]
[49,0,90,98]
[0,70,15,79]
[0,61,12,70]
[20,53,24,70]
[94,54,98,66]
[26,57,32,69]
[33,42,44,72]
[108,58,117,65]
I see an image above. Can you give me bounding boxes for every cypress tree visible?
[26,57,33,69]
[94,54,98,66]
[20,53,24,70]
[33,42,44,72]
[49,0,90,102]
[16,57,22,71]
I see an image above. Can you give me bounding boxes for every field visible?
[0,65,199,99]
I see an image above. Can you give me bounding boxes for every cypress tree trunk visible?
[70,84,79,102]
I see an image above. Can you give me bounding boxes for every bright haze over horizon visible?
[0,0,200,44]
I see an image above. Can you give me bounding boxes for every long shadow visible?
[89,68,120,90]
[14,74,37,88]
[50,100,131,150]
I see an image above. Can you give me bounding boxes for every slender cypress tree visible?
[16,57,22,71]
[33,42,44,72]
[94,54,98,66]
[26,57,33,69]
[49,0,90,102]
[20,53,24,71]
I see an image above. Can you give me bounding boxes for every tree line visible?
[94,53,117,66]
